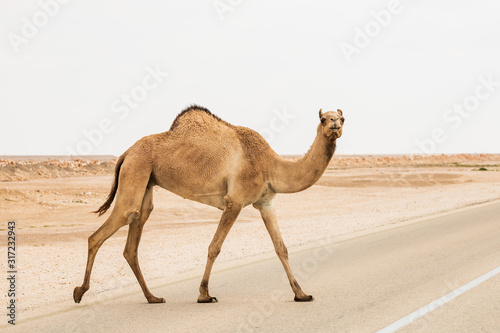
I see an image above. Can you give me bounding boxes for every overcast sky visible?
[1,0,499,156]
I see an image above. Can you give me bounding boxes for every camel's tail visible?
[93,154,125,216]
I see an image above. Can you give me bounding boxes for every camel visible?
[73,105,344,304]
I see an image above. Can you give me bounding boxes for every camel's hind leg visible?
[123,186,164,303]
[73,211,131,303]
[73,161,151,304]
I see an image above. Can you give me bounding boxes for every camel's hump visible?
[169,105,232,131]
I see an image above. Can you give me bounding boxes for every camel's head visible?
[319,108,344,140]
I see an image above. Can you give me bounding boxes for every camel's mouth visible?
[326,127,342,140]
[329,128,342,134]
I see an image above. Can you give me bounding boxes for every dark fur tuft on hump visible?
[169,105,231,131]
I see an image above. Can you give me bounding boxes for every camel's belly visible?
[181,192,226,210]
[152,169,227,210]
[167,188,226,209]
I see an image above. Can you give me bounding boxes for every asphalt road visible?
[5,201,500,332]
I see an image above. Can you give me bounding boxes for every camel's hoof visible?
[294,295,314,302]
[73,286,86,304]
[197,296,218,303]
[147,296,166,304]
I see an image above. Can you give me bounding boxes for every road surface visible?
[4,201,500,332]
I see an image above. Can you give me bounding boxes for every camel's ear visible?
[319,108,323,119]
[337,109,343,116]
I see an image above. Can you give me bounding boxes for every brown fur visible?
[74,106,344,304]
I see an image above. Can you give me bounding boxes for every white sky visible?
[1,0,499,156]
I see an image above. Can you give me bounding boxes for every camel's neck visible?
[270,126,336,193]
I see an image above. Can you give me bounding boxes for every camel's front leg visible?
[254,201,314,302]
[198,196,242,303]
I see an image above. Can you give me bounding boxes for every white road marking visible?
[377,265,500,333]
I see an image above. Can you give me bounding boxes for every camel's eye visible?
[321,118,326,124]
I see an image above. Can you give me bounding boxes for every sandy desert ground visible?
[1,154,500,316]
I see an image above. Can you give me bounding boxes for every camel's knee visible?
[88,232,101,250]
[275,242,288,258]
[126,209,141,225]
[123,248,137,264]
[223,195,242,213]
[207,244,221,260]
